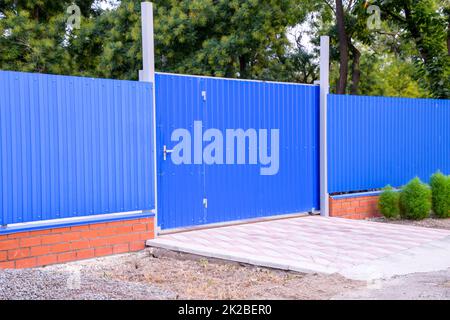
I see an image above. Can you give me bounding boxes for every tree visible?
[0,0,318,82]
[319,0,372,95]
[335,0,349,94]
[375,0,450,98]
[358,50,430,98]
[92,0,311,80]
[0,0,101,75]
[313,0,446,98]
[284,33,319,84]
[446,5,450,55]
[90,0,143,79]
[0,0,446,99]
[0,0,96,22]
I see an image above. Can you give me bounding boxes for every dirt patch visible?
[41,248,363,300]
[370,217,450,230]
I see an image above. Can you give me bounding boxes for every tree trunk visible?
[349,43,361,95]
[445,6,450,55]
[404,4,430,64]
[239,55,247,78]
[447,14,450,55]
[447,34,450,56]
[33,6,40,21]
[336,0,349,94]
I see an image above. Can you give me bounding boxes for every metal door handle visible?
[163,145,174,160]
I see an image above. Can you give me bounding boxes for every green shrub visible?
[378,185,400,219]
[430,171,450,218]
[399,177,432,220]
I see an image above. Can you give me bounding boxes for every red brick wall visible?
[0,217,154,269]
[329,195,382,220]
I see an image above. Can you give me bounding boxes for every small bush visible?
[399,177,431,220]
[378,185,400,219]
[430,171,450,218]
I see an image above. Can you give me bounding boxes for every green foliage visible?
[74,0,311,80]
[0,9,70,74]
[0,0,315,81]
[0,0,100,75]
[430,171,450,218]
[0,0,447,98]
[152,0,310,79]
[359,52,430,98]
[373,0,450,98]
[399,178,432,220]
[378,185,400,219]
[91,0,143,80]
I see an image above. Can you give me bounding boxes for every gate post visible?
[319,36,330,217]
[141,2,158,233]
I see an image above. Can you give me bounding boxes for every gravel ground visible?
[371,217,450,230]
[0,248,362,300]
[0,268,175,300]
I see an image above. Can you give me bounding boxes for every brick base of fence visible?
[0,217,154,269]
[329,194,382,220]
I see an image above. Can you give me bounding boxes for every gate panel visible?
[156,73,320,230]
[156,74,206,229]
[203,78,320,224]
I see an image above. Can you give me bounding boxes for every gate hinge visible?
[201,90,207,101]
[203,198,208,209]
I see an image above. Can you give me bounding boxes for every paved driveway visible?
[147,216,450,280]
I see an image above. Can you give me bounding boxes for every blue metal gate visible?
[156,73,320,230]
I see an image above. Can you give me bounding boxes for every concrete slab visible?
[340,235,450,281]
[147,216,450,280]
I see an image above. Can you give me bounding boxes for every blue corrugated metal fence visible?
[0,71,155,226]
[3,69,449,230]
[328,94,450,193]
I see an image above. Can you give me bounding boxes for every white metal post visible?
[320,36,330,217]
[141,2,158,234]
[141,2,155,83]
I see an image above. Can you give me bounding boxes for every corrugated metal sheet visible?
[328,94,450,193]
[156,73,206,230]
[156,73,319,230]
[0,71,155,225]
